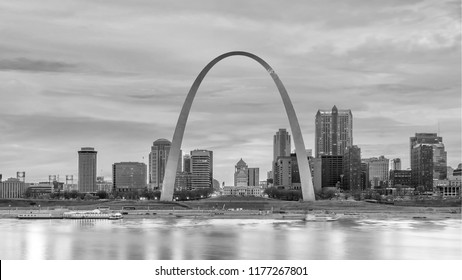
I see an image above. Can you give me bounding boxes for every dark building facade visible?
[389,170,412,187]
[321,155,343,188]
[410,133,447,190]
[190,150,213,190]
[78,147,97,193]
[112,162,147,192]
[342,145,361,192]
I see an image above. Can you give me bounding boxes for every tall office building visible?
[315,105,353,157]
[273,129,291,185]
[248,168,260,187]
[343,145,362,192]
[112,162,147,192]
[410,133,447,191]
[149,139,181,190]
[320,155,343,188]
[274,156,292,188]
[234,159,248,186]
[190,149,213,190]
[183,155,191,173]
[78,147,97,193]
[391,158,401,170]
[362,156,389,188]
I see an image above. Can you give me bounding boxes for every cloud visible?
[0,58,78,73]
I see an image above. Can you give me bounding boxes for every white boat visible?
[108,213,123,220]
[17,213,56,219]
[305,213,340,222]
[63,209,109,219]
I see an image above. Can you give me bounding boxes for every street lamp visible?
[9,205,11,214]
[38,205,41,213]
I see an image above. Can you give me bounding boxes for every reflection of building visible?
[223,186,263,197]
[0,178,27,198]
[191,150,213,190]
[112,162,147,192]
[315,105,353,157]
[78,147,97,193]
[363,156,389,188]
[410,133,447,190]
[343,146,361,192]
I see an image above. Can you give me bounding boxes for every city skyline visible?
[0,0,460,186]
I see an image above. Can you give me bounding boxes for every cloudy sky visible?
[0,0,460,185]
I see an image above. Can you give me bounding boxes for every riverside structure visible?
[160,51,315,202]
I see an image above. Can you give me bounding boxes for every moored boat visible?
[305,213,340,222]
[17,213,60,219]
[108,213,123,220]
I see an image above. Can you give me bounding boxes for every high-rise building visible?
[343,145,362,192]
[360,162,369,189]
[149,139,181,190]
[248,168,259,187]
[78,147,97,193]
[183,155,191,173]
[410,133,447,190]
[362,156,389,188]
[272,129,291,185]
[391,158,401,170]
[234,158,248,186]
[112,162,147,192]
[274,156,292,188]
[190,149,213,190]
[320,155,343,188]
[273,129,291,161]
[315,105,353,157]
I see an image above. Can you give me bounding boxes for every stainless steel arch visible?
[160,51,315,201]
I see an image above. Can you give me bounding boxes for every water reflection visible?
[0,218,461,260]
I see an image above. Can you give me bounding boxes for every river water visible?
[0,218,461,260]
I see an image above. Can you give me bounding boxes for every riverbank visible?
[0,198,460,220]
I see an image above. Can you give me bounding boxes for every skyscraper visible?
[410,133,447,191]
[248,168,260,187]
[391,158,401,170]
[183,154,191,173]
[362,156,389,188]
[343,145,362,192]
[190,149,213,190]
[315,105,353,157]
[273,129,291,185]
[112,162,147,192]
[273,129,291,161]
[149,139,181,190]
[320,155,343,188]
[78,147,97,193]
[234,158,248,186]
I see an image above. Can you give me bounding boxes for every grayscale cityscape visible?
[0,0,461,262]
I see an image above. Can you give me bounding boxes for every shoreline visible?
[0,208,460,221]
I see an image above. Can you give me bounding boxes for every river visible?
[0,218,461,259]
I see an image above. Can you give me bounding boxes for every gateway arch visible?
[160,51,315,201]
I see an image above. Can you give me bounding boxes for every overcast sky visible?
[0,0,460,185]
